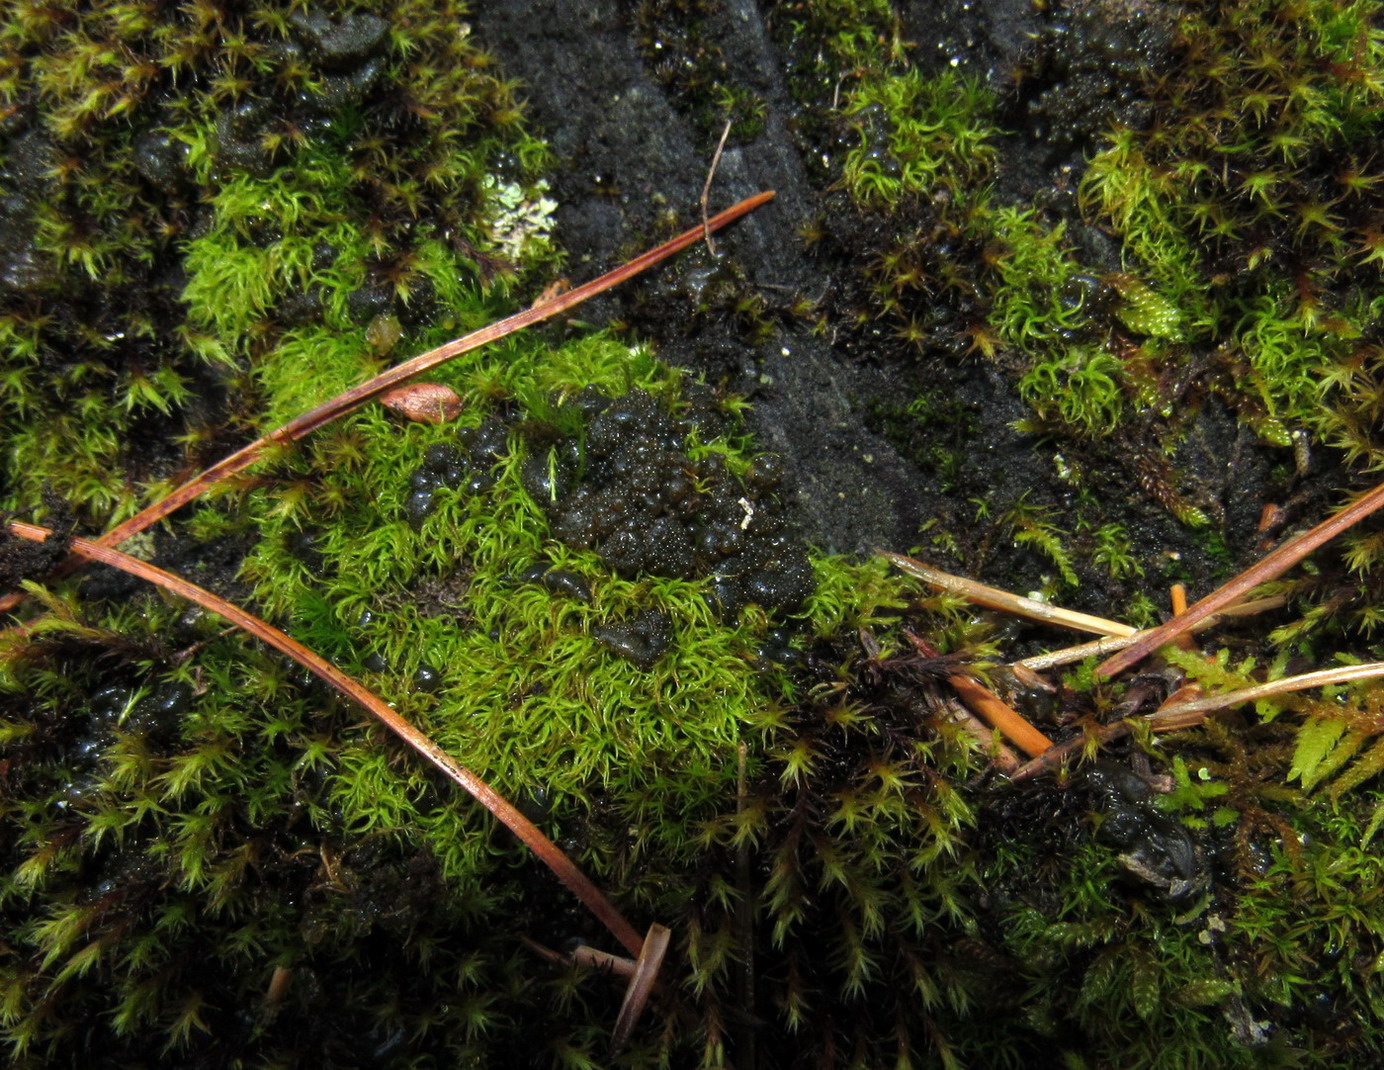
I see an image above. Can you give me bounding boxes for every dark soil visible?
[469,0,1291,612]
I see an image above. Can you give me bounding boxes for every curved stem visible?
[5,520,646,957]
[0,191,776,616]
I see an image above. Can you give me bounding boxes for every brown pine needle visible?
[4,520,647,958]
[882,551,1136,637]
[0,191,776,616]
[1097,476,1384,679]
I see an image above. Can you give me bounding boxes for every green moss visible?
[840,68,997,209]
[12,0,1384,1065]
[0,0,553,527]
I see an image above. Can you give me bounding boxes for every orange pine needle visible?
[904,631,1054,759]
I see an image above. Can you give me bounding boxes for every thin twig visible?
[734,738,756,1067]
[5,520,647,958]
[1097,476,1384,678]
[1012,596,1287,672]
[0,191,777,617]
[882,551,1136,637]
[1010,724,1125,781]
[700,119,735,256]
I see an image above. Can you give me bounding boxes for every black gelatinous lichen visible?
[402,418,510,524]
[1004,5,1171,158]
[1081,759,1207,902]
[592,608,673,669]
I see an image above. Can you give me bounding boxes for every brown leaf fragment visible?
[610,923,671,1055]
[378,382,463,424]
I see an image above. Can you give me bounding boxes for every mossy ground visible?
[7,0,1384,1067]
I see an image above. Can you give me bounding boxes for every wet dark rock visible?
[213,99,276,176]
[314,57,386,111]
[132,129,191,193]
[403,442,473,525]
[523,388,814,615]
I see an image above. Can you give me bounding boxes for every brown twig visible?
[700,119,735,256]
[1096,476,1384,679]
[4,520,647,958]
[0,191,777,617]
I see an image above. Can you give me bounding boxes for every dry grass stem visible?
[941,693,1021,774]
[700,119,735,256]
[1013,596,1287,672]
[1011,660,1384,781]
[881,551,1136,637]
[1150,661,1384,721]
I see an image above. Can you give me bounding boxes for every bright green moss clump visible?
[0,0,553,525]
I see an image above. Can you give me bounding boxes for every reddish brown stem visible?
[1097,476,1384,679]
[0,191,776,616]
[5,520,646,958]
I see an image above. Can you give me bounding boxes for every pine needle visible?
[0,192,776,616]
[4,519,648,958]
